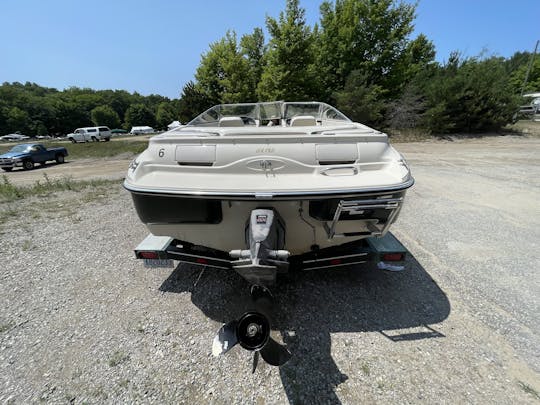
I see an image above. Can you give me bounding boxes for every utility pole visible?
[520,39,539,96]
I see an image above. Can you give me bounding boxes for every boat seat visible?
[290,115,317,126]
[219,117,245,127]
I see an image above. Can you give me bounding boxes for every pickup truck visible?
[0,143,68,171]
[67,126,112,143]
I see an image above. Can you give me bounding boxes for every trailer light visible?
[330,259,342,265]
[382,253,404,261]
[196,258,208,264]
[139,251,159,259]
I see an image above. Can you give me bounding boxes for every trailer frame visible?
[134,232,408,274]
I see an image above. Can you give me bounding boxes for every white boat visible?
[125,101,413,284]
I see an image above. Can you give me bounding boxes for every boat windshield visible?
[188,101,351,127]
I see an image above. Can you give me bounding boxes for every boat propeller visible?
[212,285,291,371]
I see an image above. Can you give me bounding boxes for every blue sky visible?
[1,0,538,99]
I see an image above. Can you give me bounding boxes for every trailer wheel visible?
[23,160,34,170]
[2,167,13,172]
[55,154,65,164]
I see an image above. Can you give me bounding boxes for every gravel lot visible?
[1,135,539,404]
[1,157,132,185]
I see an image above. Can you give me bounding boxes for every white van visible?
[130,126,154,135]
[67,127,112,143]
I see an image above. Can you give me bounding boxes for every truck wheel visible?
[23,160,34,170]
[91,136,98,142]
[70,138,76,144]
[105,137,110,142]
[2,167,13,172]
[55,154,65,164]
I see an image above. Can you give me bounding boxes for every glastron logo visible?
[256,215,267,224]
[256,147,274,153]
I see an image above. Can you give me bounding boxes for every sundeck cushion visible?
[290,115,317,126]
[219,117,245,127]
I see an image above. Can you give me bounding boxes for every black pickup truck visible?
[0,143,68,172]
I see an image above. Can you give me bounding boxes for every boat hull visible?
[127,184,411,254]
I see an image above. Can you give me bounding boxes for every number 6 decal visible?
[158,148,165,157]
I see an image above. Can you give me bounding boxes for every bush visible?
[417,55,520,133]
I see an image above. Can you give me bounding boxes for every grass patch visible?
[0,174,119,203]
[0,204,20,223]
[505,120,540,137]
[387,128,433,143]
[108,351,130,367]
[0,175,121,228]
[0,140,148,159]
[0,322,13,333]
[518,381,540,400]
[361,362,370,376]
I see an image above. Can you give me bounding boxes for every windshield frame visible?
[187,101,351,126]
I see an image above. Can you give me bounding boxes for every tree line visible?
[1,0,538,136]
[0,83,180,136]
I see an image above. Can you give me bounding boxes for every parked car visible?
[130,126,154,134]
[0,133,30,141]
[0,143,68,171]
[67,126,111,143]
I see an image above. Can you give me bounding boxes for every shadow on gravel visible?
[159,251,450,404]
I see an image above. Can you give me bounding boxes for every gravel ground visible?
[1,135,539,404]
[1,157,132,185]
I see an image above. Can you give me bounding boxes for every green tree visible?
[178,81,215,123]
[156,102,177,128]
[334,70,385,124]
[5,106,31,133]
[54,100,92,134]
[418,55,519,133]
[124,103,156,129]
[509,56,540,94]
[504,51,533,75]
[257,0,316,101]
[195,31,254,103]
[240,28,266,96]
[316,0,417,99]
[391,34,436,91]
[90,105,121,128]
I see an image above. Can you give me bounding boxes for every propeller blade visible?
[252,351,259,373]
[260,337,291,366]
[212,320,238,356]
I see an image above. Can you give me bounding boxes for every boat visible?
[125,101,413,285]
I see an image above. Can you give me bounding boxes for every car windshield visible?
[188,101,351,126]
[9,145,31,153]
